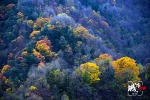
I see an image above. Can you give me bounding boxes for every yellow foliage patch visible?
[29,86,38,91]
[34,17,50,30]
[95,53,113,62]
[30,31,40,38]
[76,62,101,84]
[35,40,51,55]
[22,51,28,55]
[113,57,140,82]
[1,65,10,74]
[33,49,45,61]
[73,26,94,40]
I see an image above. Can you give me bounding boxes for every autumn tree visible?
[76,62,101,84]
[113,57,140,83]
[30,31,40,38]
[35,39,51,55]
[33,17,50,30]
[73,26,94,41]
[1,65,11,74]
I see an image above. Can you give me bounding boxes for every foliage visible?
[34,17,50,30]
[17,12,24,18]
[73,26,94,41]
[24,53,38,65]
[0,50,8,69]
[1,65,10,74]
[76,62,101,84]
[0,0,150,99]
[113,57,140,83]
[47,68,64,90]
[44,25,75,53]
[3,67,23,87]
[27,20,34,27]
[35,39,51,55]
[145,63,150,80]
[137,63,144,74]
[37,62,45,69]
[61,93,69,100]
[79,0,99,11]
[95,53,113,65]
[0,74,14,97]
[30,31,40,38]
[33,49,45,61]
[50,13,75,27]
[94,54,114,83]
[29,86,38,91]
[101,21,109,27]
[22,50,28,55]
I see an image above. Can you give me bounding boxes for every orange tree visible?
[76,62,101,84]
[95,53,113,62]
[113,57,140,84]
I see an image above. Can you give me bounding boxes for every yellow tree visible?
[73,26,94,41]
[113,57,140,83]
[76,62,101,84]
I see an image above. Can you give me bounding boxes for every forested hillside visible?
[0,0,150,99]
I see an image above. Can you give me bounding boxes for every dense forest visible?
[0,0,150,100]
